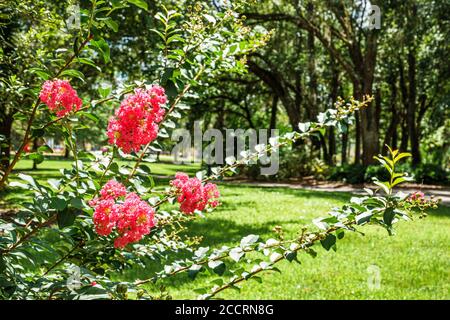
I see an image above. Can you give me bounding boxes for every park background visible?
[0,0,449,299]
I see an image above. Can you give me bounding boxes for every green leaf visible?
[70,197,85,209]
[240,234,259,248]
[166,34,184,44]
[391,175,414,188]
[89,38,110,63]
[337,121,348,133]
[17,173,40,190]
[60,69,85,82]
[298,122,311,133]
[9,181,28,189]
[193,287,207,294]
[75,58,101,71]
[163,119,176,129]
[229,248,244,262]
[393,152,411,164]
[194,247,209,259]
[79,111,99,123]
[98,86,112,99]
[109,162,119,174]
[383,207,396,227]
[57,208,77,229]
[127,0,148,11]
[336,229,345,239]
[373,180,391,195]
[47,179,61,190]
[320,234,336,251]
[250,276,263,283]
[29,67,50,80]
[203,14,216,24]
[355,211,373,225]
[317,112,327,124]
[208,261,226,276]
[188,264,202,280]
[103,18,119,32]
[37,145,53,154]
[150,28,165,41]
[51,197,67,211]
[374,156,393,174]
[269,252,283,263]
[284,251,297,262]
[28,153,44,164]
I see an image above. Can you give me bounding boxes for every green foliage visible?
[0,0,443,301]
[328,164,367,184]
[413,163,450,185]
[329,162,449,185]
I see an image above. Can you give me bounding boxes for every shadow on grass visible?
[0,187,32,210]
[120,184,450,287]
[121,187,351,285]
[119,216,303,285]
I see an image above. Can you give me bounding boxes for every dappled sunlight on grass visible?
[123,184,450,300]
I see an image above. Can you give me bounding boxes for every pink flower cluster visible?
[39,79,82,117]
[89,180,155,248]
[107,86,167,153]
[407,191,425,203]
[170,172,220,214]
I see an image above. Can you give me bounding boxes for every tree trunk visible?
[327,59,339,165]
[354,111,361,164]
[348,27,379,166]
[247,60,301,132]
[270,95,278,130]
[400,119,409,152]
[64,144,70,159]
[326,128,336,165]
[341,131,348,165]
[358,39,380,166]
[407,49,421,165]
[383,74,399,151]
[320,134,328,162]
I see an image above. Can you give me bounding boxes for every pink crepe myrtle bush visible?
[107,86,167,154]
[0,2,439,300]
[170,173,220,214]
[1,1,274,299]
[0,90,439,299]
[39,79,82,117]
[89,180,156,248]
[88,174,220,247]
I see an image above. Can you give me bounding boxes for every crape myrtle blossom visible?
[107,85,167,153]
[170,172,220,214]
[91,198,119,236]
[99,179,127,200]
[408,191,425,202]
[89,179,155,248]
[39,79,82,117]
[114,192,156,248]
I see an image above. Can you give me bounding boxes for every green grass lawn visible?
[125,185,450,300]
[2,160,449,299]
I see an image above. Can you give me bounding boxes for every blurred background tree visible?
[1,0,449,183]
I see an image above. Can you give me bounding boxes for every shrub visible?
[329,160,449,186]
[413,163,450,185]
[0,1,439,301]
[328,164,367,184]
